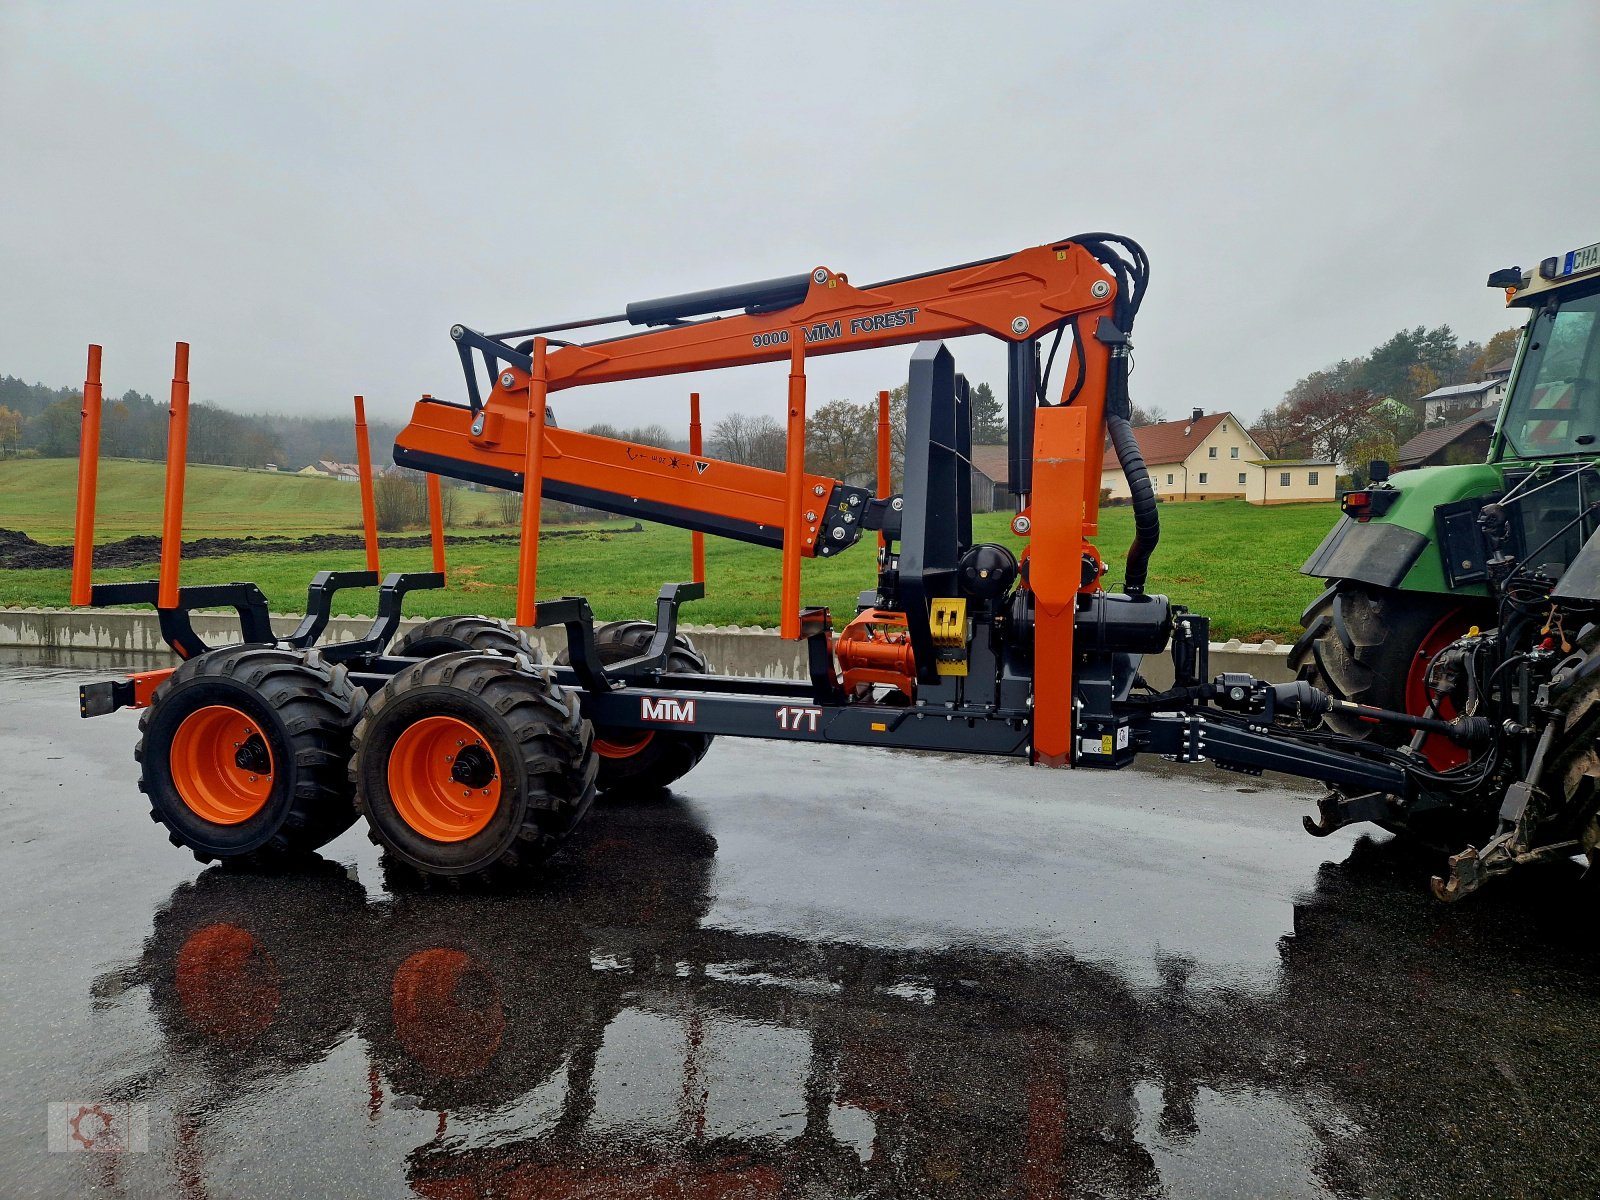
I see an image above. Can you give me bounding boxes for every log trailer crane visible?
[70,234,1600,899]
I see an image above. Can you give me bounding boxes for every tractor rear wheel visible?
[136,646,362,864]
[556,620,714,795]
[391,615,539,661]
[1290,581,1493,848]
[350,652,596,886]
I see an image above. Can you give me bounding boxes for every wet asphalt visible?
[2,650,1599,1199]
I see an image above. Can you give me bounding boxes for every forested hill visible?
[0,374,402,470]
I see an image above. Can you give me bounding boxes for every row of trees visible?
[0,374,402,469]
[1249,325,1521,474]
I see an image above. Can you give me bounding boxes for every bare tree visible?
[495,487,522,525]
[1249,403,1304,460]
[435,478,459,527]
[373,473,425,531]
[711,412,786,471]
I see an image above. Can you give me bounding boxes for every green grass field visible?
[0,457,1334,639]
[0,456,507,539]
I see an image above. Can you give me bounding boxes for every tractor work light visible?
[1540,241,1600,282]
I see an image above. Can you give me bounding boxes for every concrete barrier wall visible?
[0,606,1294,683]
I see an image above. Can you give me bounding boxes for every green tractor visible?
[1292,239,1600,784]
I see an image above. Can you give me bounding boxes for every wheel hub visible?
[449,744,495,788]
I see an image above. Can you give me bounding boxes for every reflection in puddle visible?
[1135,1082,1338,1199]
[78,794,1600,1198]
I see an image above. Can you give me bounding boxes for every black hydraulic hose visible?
[1107,411,1159,596]
[1069,235,1158,594]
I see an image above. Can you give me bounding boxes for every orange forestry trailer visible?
[74,235,1484,890]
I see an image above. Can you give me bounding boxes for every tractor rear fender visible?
[1300,462,1503,596]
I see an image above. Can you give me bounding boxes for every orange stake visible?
[70,345,105,605]
[353,396,381,573]
[514,338,550,626]
[689,391,705,584]
[158,343,191,610]
[426,473,446,574]
[876,388,891,551]
[780,342,807,640]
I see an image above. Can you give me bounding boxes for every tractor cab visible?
[1492,240,1600,464]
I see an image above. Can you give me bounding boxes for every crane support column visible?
[781,342,807,640]
[1029,403,1088,766]
[515,337,550,627]
[689,391,705,584]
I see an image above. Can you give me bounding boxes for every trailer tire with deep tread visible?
[391,615,540,661]
[350,652,596,885]
[556,620,714,795]
[136,646,362,865]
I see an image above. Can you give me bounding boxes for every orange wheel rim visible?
[170,705,275,824]
[594,729,654,759]
[387,715,502,842]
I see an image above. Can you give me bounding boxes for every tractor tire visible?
[350,652,596,886]
[556,620,714,795]
[391,615,540,661]
[136,646,362,865]
[1289,582,1482,746]
[1289,581,1493,850]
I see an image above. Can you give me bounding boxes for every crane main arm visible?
[392,239,1127,551]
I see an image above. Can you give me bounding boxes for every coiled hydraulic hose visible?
[1107,411,1159,596]
[1072,234,1158,596]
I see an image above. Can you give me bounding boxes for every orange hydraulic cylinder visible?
[780,343,807,640]
[158,343,191,610]
[689,392,705,584]
[876,389,891,551]
[426,473,446,574]
[70,345,105,605]
[1028,404,1089,767]
[353,396,381,573]
[514,338,550,627]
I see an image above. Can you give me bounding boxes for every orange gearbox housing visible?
[835,609,918,702]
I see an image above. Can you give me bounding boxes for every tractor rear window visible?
[1501,291,1600,458]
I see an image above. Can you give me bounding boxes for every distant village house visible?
[1099,409,1335,505]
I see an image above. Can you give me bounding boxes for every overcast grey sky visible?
[3,1,1597,436]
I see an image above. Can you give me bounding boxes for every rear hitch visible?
[1302,789,1407,837]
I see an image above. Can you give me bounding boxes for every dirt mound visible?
[0,524,642,571]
